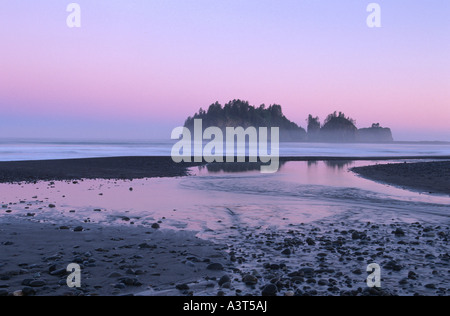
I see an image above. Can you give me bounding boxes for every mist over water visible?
[1,139,450,161]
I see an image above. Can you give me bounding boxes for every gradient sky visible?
[1,0,449,141]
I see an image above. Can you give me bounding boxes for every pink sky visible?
[0,1,449,140]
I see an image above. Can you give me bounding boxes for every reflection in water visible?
[201,161,287,173]
[324,160,353,169]
[306,160,353,170]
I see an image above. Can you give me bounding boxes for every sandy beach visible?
[1,157,449,296]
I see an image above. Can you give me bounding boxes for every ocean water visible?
[0,138,450,161]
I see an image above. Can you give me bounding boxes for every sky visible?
[0,0,449,141]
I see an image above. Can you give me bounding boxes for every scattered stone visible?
[384,260,403,271]
[393,228,406,236]
[306,238,315,246]
[176,283,190,291]
[261,284,278,296]
[22,287,36,296]
[281,249,291,255]
[242,274,258,285]
[298,268,315,278]
[218,275,231,287]
[138,243,156,249]
[408,271,418,280]
[318,279,329,286]
[399,278,408,285]
[207,263,224,271]
[50,269,68,276]
[29,280,46,287]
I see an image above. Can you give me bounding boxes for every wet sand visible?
[352,161,450,196]
[0,157,203,183]
[0,217,230,296]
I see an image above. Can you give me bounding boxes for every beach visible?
[0,157,449,296]
[352,161,450,195]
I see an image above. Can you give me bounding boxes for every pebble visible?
[108,272,123,278]
[261,284,278,296]
[207,263,224,271]
[408,271,418,280]
[318,279,329,286]
[50,269,68,276]
[22,287,36,296]
[29,280,47,287]
[176,283,190,291]
[218,275,231,286]
[281,249,291,255]
[393,228,406,236]
[242,274,258,285]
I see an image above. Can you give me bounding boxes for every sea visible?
[0,138,450,161]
